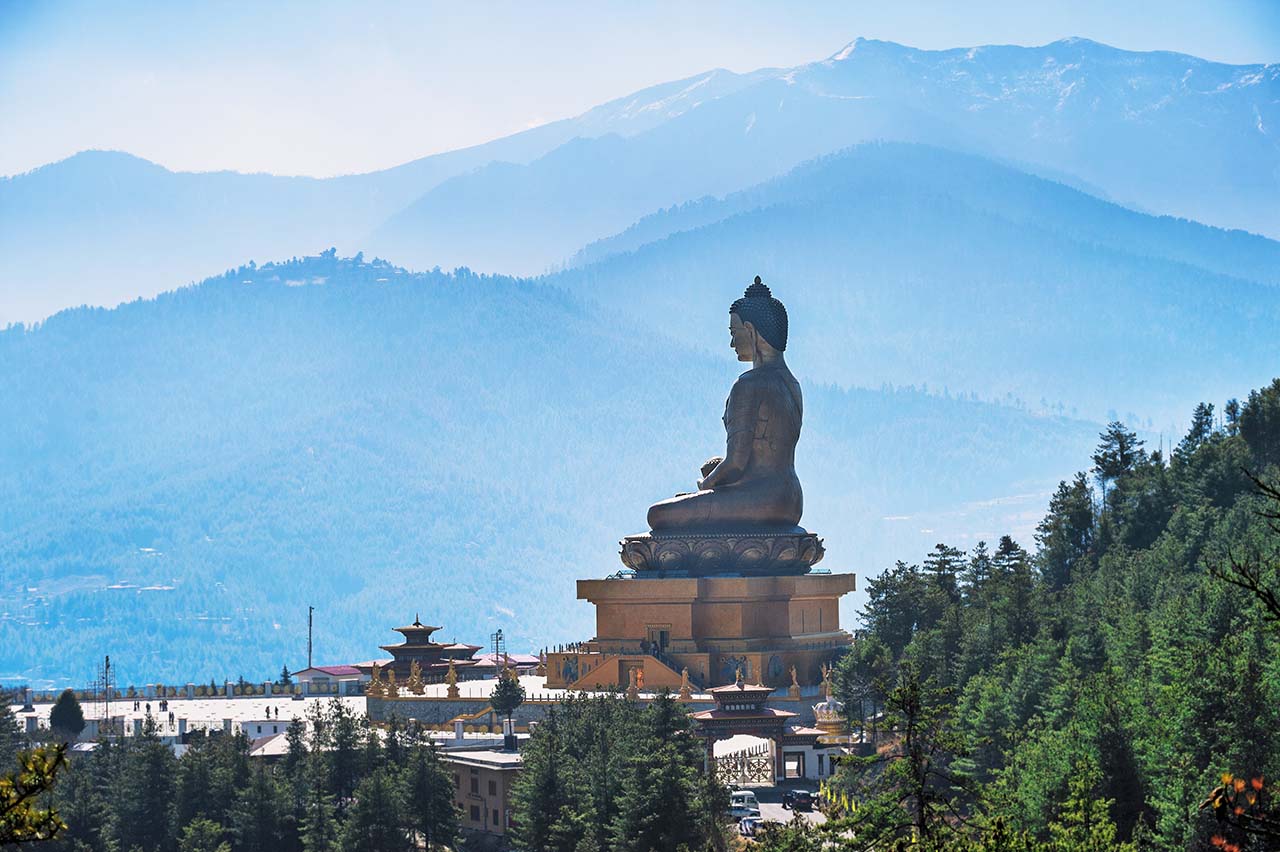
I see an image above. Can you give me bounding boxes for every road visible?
[748,785,827,827]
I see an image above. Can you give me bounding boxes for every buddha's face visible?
[729,312,755,362]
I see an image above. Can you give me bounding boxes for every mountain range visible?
[550,143,1280,427]
[3,37,1276,325]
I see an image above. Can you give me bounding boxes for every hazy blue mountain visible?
[547,143,1280,427]
[0,125,571,325]
[6,38,1276,323]
[0,253,1101,686]
[573,143,1280,288]
[0,66,772,326]
[368,38,1280,274]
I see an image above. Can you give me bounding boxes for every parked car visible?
[738,816,762,837]
[782,789,814,811]
[729,790,762,821]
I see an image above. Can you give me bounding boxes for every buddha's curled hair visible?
[730,275,788,351]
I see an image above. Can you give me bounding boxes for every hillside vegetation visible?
[828,379,1280,849]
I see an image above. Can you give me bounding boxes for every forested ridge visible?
[553,144,1280,426]
[820,379,1280,850]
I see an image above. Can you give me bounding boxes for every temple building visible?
[691,674,842,784]
[376,615,481,681]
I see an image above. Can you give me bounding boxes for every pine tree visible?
[490,670,526,722]
[1046,759,1136,852]
[1224,398,1242,436]
[51,749,111,851]
[284,716,308,782]
[110,715,176,852]
[0,692,25,771]
[300,778,339,852]
[608,741,696,852]
[1092,421,1145,506]
[401,743,459,851]
[827,662,973,848]
[48,689,85,740]
[860,560,924,657]
[178,818,231,852]
[0,744,67,846]
[923,543,965,610]
[229,764,285,852]
[992,536,1036,647]
[1175,402,1216,461]
[1035,473,1094,591]
[339,768,408,852]
[1239,378,1280,468]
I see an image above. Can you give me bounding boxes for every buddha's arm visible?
[698,380,756,490]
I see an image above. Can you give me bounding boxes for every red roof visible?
[303,665,363,677]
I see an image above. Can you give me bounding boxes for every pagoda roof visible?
[689,707,797,721]
[708,680,774,698]
[351,659,393,669]
[393,614,442,634]
[785,724,825,737]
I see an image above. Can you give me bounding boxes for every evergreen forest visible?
[808,379,1280,849]
[0,698,462,852]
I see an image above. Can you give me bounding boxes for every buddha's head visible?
[729,276,788,362]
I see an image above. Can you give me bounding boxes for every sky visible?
[2,0,1278,178]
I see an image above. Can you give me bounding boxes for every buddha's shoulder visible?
[735,365,797,387]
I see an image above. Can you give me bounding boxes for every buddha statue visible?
[647,277,804,531]
[621,276,823,576]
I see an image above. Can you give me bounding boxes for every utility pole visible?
[95,655,114,734]
[491,629,505,670]
[307,606,314,670]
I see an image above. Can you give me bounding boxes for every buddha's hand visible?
[697,456,724,490]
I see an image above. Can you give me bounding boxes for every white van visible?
[728,790,761,821]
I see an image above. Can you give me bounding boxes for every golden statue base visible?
[546,572,854,692]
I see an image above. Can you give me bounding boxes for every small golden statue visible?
[788,665,801,699]
[445,659,460,699]
[536,650,547,677]
[820,662,832,699]
[386,669,398,697]
[678,667,692,701]
[367,663,385,699]
[626,666,639,700]
[407,661,425,695]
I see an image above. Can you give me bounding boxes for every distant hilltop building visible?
[378,615,483,681]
